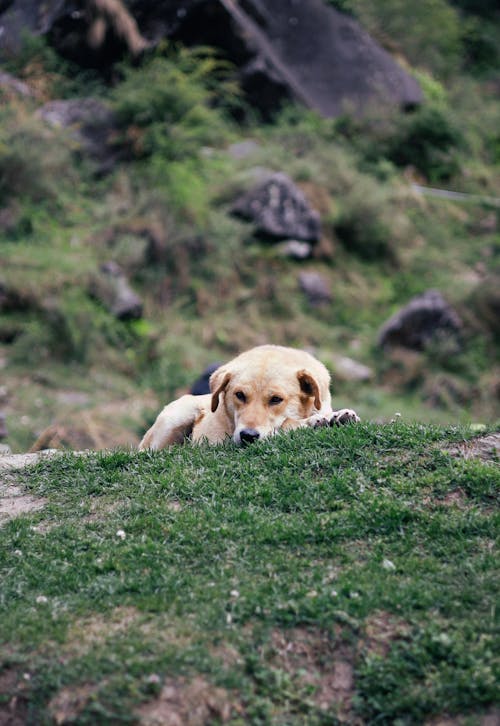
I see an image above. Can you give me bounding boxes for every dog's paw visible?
[330,408,360,426]
[306,413,332,429]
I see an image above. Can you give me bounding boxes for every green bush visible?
[112,49,235,162]
[0,107,76,207]
[387,105,464,182]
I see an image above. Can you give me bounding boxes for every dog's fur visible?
[139,345,359,449]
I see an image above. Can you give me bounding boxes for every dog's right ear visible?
[210,368,232,412]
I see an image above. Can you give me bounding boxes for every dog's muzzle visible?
[238,428,261,445]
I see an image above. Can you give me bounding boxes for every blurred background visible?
[0,0,499,453]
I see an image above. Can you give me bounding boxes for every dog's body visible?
[139,345,359,450]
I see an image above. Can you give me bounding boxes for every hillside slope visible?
[0,1,499,453]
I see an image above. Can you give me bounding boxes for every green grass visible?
[1,423,498,723]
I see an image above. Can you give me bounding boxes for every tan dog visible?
[139,345,360,449]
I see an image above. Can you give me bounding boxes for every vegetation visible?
[1,423,498,723]
[0,1,499,455]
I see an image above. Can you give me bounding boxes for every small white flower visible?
[36,595,48,604]
[23,673,31,681]
[145,674,161,684]
[382,558,396,571]
[306,590,318,598]
[14,549,22,557]
[350,591,360,599]
[116,529,126,540]
[330,589,338,597]
[226,612,232,625]
[230,589,240,599]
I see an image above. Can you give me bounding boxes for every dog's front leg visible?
[139,394,210,450]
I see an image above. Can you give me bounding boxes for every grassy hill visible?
[0,423,498,723]
[0,0,499,453]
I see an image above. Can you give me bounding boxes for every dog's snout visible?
[239,428,260,445]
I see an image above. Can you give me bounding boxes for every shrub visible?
[386,105,464,182]
[0,107,76,207]
[111,49,235,162]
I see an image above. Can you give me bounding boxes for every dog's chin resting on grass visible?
[139,345,360,449]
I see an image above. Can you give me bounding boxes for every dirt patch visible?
[48,683,100,725]
[362,610,411,657]
[265,626,357,721]
[0,481,46,527]
[444,433,500,463]
[136,676,237,726]
[0,666,29,726]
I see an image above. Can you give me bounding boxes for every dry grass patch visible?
[62,608,195,660]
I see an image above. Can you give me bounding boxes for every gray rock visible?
[298,271,332,306]
[1,0,421,117]
[329,354,374,382]
[90,261,143,321]
[36,98,120,173]
[378,290,462,351]
[0,70,33,96]
[277,240,313,260]
[232,173,321,242]
[227,140,260,159]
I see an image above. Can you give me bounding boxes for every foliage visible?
[111,49,236,162]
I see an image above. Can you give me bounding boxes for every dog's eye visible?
[269,395,283,405]
[235,391,246,402]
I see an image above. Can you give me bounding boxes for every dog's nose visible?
[239,428,260,445]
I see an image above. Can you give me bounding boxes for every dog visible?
[139,345,360,449]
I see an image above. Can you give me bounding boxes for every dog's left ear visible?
[210,368,232,412]
[297,370,321,410]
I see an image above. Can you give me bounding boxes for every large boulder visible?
[232,173,321,242]
[1,0,422,118]
[378,290,463,351]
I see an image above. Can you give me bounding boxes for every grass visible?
[1,423,498,724]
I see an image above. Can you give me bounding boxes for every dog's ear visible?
[297,369,321,410]
[210,368,232,412]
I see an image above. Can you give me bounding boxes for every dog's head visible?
[209,346,331,445]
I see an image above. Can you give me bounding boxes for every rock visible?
[227,140,260,159]
[276,240,313,260]
[298,271,332,306]
[0,70,33,97]
[90,261,143,320]
[0,443,12,456]
[36,98,120,173]
[1,0,421,118]
[190,363,222,396]
[170,0,422,118]
[328,354,374,383]
[232,173,321,242]
[378,290,462,351]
